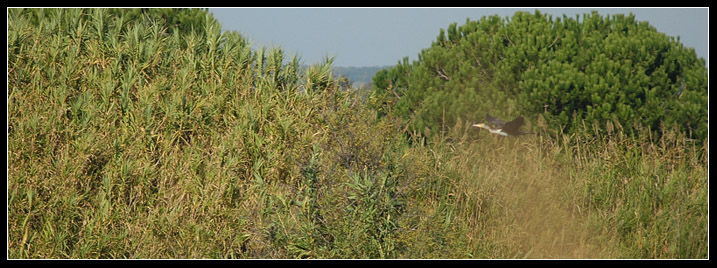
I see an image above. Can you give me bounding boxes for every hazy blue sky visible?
[209,8,708,68]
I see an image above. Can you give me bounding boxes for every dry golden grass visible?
[424,123,604,258]
[391,119,707,259]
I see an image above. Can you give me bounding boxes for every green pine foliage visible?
[371,10,708,143]
[105,8,217,36]
[8,8,707,259]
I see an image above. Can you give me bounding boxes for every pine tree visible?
[372,10,708,142]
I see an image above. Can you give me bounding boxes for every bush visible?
[371,10,708,142]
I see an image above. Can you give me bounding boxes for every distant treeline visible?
[333,65,389,88]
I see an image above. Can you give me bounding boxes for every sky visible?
[209,8,708,68]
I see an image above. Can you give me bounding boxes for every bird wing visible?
[485,114,506,128]
[501,116,525,135]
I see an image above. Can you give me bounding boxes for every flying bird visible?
[472,114,533,136]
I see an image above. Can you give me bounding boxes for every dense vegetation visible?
[371,11,708,142]
[8,8,708,259]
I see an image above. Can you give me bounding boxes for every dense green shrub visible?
[105,8,216,35]
[371,10,708,142]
